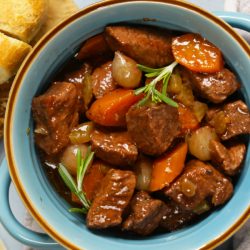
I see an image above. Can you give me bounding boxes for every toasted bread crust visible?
[0,0,47,43]
[0,32,32,84]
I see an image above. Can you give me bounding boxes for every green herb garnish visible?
[58,147,94,213]
[134,61,179,107]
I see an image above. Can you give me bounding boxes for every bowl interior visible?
[7,1,250,249]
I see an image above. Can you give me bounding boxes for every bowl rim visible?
[4,0,250,249]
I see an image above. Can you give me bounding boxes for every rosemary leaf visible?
[69,207,88,214]
[154,89,178,108]
[58,147,95,214]
[78,147,94,190]
[76,149,82,189]
[145,71,161,78]
[136,94,150,107]
[135,61,179,107]
[58,163,78,194]
[137,64,164,73]
[77,191,91,209]
[162,73,171,96]
[134,86,146,96]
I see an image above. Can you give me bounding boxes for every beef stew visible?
[32,25,250,236]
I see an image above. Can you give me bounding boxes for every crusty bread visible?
[32,0,77,44]
[0,0,47,43]
[0,0,77,138]
[0,32,32,84]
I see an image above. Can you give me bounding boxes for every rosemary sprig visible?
[58,147,94,213]
[134,61,179,107]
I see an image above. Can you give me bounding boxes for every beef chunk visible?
[105,26,174,67]
[63,63,92,84]
[76,33,112,61]
[207,100,250,140]
[32,82,79,155]
[92,61,117,99]
[62,63,93,111]
[210,140,246,176]
[91,129,138,166]
[160,201,197,231]
[126,103,180,156]
[190,68,239,103]
[87,169,136,229]
[164,160,233,211]
[122,191,167,235]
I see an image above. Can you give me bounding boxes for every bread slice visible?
[0,0,47,43]
[32,0,77,44]
[0,32,32,84]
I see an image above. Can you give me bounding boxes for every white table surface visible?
[0,0,237,250]
[76,0,225,10]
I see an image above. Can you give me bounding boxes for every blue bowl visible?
[1,0,250,249]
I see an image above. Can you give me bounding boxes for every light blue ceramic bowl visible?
[0,1,250,249]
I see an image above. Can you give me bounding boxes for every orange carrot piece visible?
[71,160,110,204]
[172,34,224,73]
[82,161,110,201]
[178,105,199,134]
[87,89,142,126]
[76,33,111,60]
[149,142,188,192]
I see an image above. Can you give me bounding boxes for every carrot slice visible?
[82,161,110,201]
[172,33,224,73]
[178,105,199,134]
[149,142,188,192]
[71,160,110,203]
[87,89,142,126]
[76,33,111,60]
